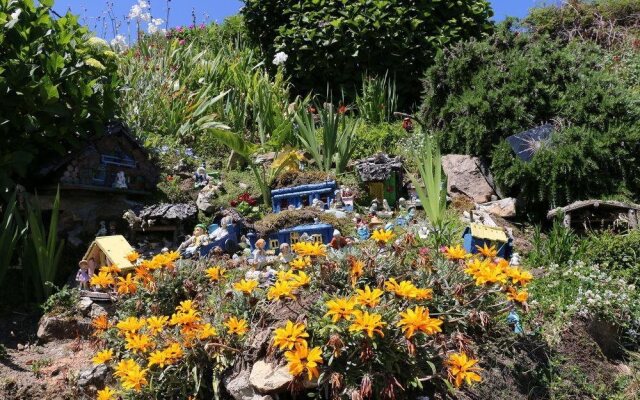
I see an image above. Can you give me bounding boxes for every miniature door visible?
[369,182,384,203]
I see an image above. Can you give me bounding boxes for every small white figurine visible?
[96,221,107,237]
[382,199,392,213]
[76,260,90,290]
[279,242,294,263]
[510,252,521,266]
[370,199,379,213]
[194,166,210,188]
[252,238,267,265]
[113,171,128,189]
[312,198,325,210]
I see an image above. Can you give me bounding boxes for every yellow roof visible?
[469,223,508,242]
[84,235,135,271]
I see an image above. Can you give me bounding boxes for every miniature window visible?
[269,238,279,249]
[312,234,323,243]
[290,232,300,244]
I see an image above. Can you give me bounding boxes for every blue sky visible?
[53,0,545,40]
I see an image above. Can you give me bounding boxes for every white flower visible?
[128,0,151,21]
[148,17,164,34]
[272,51,288,66]
[110,34,128,51]
[10,8,21,21]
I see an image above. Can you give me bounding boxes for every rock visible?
[249,360,293,394]
[17,343,25,351]
[441,155,496,203]
[77,364,109,388]
[77,297,93,316]
[476,198,517,218]
[239,182,249,191]
[37,315,93,342]
[197,182,224,213]
[89,302,109,318]
[224,369,273,400]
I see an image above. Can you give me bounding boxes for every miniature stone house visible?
[355,153,404,208]
[35,122,159,243]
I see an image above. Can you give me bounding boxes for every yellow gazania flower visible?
[284,341,323,381]
[225,316,249,336]
[350,259,365,286]
[506,287,529,303]
[205,266,226,283]
[272,320,309,351]
[140,259,160,271]
[116,273,138,295]
[147,349,170,369]
[447,352,482,387]
[92,314,110,331]
[116,316,146,335]
[505,267,533,286]
[146,315,168,335]
[496,258,510,273]
[291,242,327,257]
[197,323,218,340]
[120,362,148,392]
[277,270,296,282]
[125,333,155,354]
[165,342,183,362]
[290,256,311,270]
[92,349,114,365]
[96,386,117,400]
[348,310,386,338]
[114,358,138,378]
[99,264,121,274]
[355,285,383,308]
[90,271,115,288]
[126,251,140,263]
[464,258,492,276]
[384,278,418,299]
[267,280,297,301]
[134,265,153,286]
[169,309,201,328]
[475,243,498,258]
[444,245,470,261]
[473,262,508,286]
[324,297,357,322]
[396,306,443,339]
[233,279,259,295]
[176,300,196,313]
[290,271,311,288]
[371,228,395,244]
[414,287,433,300]
[165,251,180,262]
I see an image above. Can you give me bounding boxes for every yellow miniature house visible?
[83,235,135,271]
[463,223,513,259]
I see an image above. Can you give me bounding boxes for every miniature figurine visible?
[369,215,383,229]
[342,187,354,212]
[194,166,210,188]
[329,229,348,250]
[87,256,97,278]
[76,260,90,290]
[299,232,312,242]
[312,198,325,210]
[331,190,344,210]
[510,252,521,266]
[287,204,296,211]
[279,243,294,263]
[113,171,128,189]
[252,238,267,265]
[96,221,107,237]
[211,216,233,241]
[369,199,379,213]
[402,117,414,133]
[356,218,371,240]
[178,224,209,258]
[382,199,392,213]
[398,198,407,211]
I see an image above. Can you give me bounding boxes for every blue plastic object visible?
[271,181,337,213]
[507,310,523,334]
[248,223,334,253]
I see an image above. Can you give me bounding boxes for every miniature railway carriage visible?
[270,181,337,213]
[463,223,513,259]
[197,221,245,257]
[247,223,334,253]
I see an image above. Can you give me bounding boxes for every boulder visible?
[37,315,93,342]
[441,155,496,203]
[224,369,273,400]
[77,364,110,388]
[476,198,517,218]
[249,360,293,394]
[197,182,225,213]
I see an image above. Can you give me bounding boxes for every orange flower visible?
[475,243,498,258]
[447,352,482,387]
[350,259,365,286]
[205,266,226,283]
[348,310,386,338]
[90,271,114,288]
[444,245,470,261]
[506,287,529,303]
[233,279,259,295]
[396,306,443,339]
[355,286,383,308]
[116,273,138,295]
[92,314,110,331]
[126,251,140,263]
[225,316,249,336]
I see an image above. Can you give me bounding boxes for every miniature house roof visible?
[467,223,508,243]
[547,199,640,219]
[138,203,198,222]
[355,153,403,182]
[83,235,135,271]
[506,124,553,162]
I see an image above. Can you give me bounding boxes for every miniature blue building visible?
[463,223,513,259]
[271,181,337,213]
[248,223,334,253]
[197,222,243,257]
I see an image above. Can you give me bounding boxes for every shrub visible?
[0,0,118,188]
[582,230,640,284]
[242,0,494,105]
[352,122,405,160]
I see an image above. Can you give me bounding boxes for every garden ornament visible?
[178,223,209,258]
[370,199,379,213]
[299,232,312,243]
[96,221,107,237]
[279,243,294,263]
[76,260,90,290]
[113,170,128,189]
[507,310,524,334]
[330,229,348,250]
[252,238,267,265]
[194,166,210,188]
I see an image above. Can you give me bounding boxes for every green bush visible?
[352,122,405,160]
[0,0,118,188]
[242,0,494,105]
[582,230,640,283]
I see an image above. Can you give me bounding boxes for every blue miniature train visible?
[271,181,337,213]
